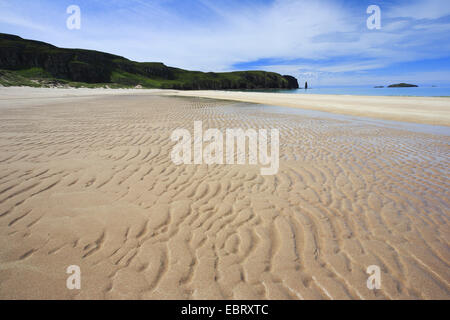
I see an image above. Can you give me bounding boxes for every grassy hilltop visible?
[0,33,298,90]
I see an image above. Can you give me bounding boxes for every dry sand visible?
[0,87,449,299]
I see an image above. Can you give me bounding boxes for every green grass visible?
[15,67,53,79]
[0,69,120,88]
[111,71,165,88]
[0,69,40,87]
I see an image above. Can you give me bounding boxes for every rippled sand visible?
[0,89,449,299]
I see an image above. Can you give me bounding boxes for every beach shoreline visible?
[162,90,450,127]
[2,87,449,126]
[0,88,448,299]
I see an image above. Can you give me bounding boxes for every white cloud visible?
[387,0,450,20]
[62,0,359,70]
[0,1,49,32]
[0,15,48,31]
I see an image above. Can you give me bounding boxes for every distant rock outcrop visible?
[388,83,418,88]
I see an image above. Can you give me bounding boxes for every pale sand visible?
[0,87,449,299]
[2,87,449,126]
[161,90,450,126]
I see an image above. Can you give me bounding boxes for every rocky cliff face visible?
[282,75,299,89]
[0,33,299,89]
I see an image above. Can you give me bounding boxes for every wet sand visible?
[162,90,450,126]
[0,88,449,299]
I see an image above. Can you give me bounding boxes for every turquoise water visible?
[246,86,450,97]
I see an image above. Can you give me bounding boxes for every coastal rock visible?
[0,33,299,90]
[282,75,299,89]
[388,83,418,88]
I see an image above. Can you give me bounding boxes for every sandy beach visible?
[0,87,449,300]
[162,90,450,126]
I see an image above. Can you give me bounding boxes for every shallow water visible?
[225,103,450,136]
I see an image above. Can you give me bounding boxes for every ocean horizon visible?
[237,86,450,97]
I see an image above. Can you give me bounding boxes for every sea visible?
[249,86,450,97]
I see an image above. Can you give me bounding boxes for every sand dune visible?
[0,88,449,299]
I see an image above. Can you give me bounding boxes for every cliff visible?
[0,33,299,90]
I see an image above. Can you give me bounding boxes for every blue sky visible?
[1,0,450,86]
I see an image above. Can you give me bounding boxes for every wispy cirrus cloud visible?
[0,14,48,32]
[387,0,450,20]
[0,0,49,31]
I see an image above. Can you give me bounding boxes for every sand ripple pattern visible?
[0,95,449,300]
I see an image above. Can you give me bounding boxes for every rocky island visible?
[388,83,418,88]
